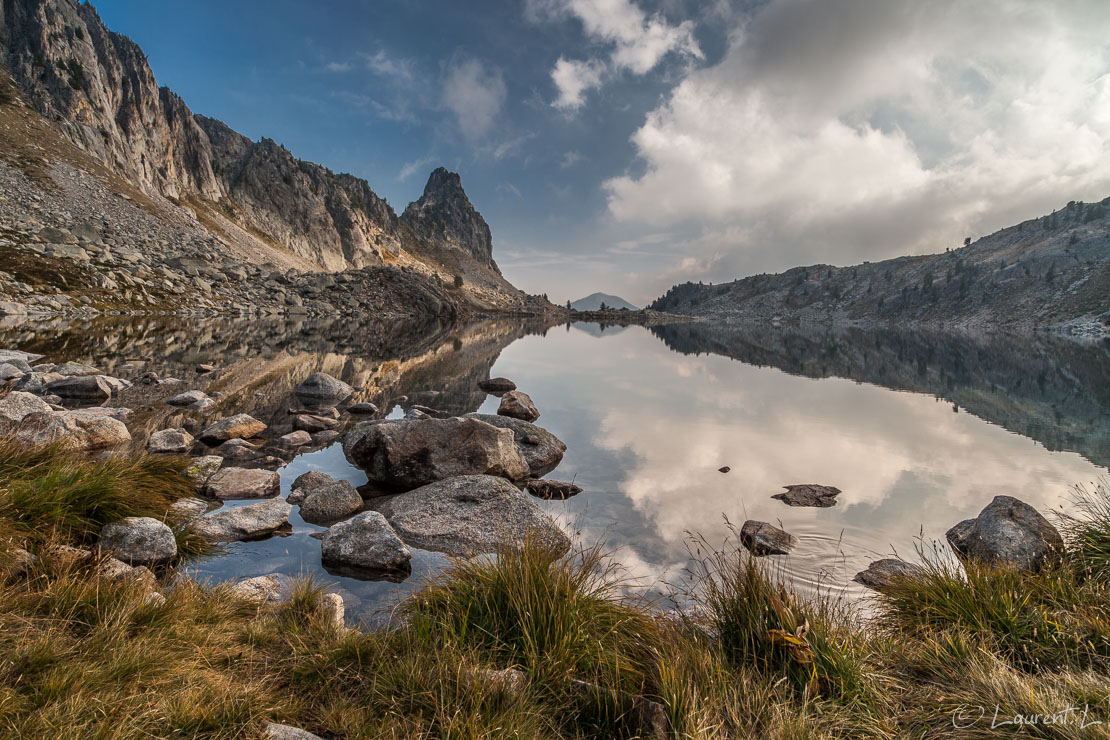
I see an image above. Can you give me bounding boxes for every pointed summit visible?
[401,168,498,272]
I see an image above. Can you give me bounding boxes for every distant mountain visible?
[651,199,1110,332]
[570,293,639,311]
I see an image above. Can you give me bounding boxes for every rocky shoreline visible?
[0,334,584,593]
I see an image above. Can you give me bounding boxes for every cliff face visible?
[0,0,512,288]
[651,200,1110,332]
[0,0,225,198]
[401,167,498,272]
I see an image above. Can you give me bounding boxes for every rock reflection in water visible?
[2,314,1107,617]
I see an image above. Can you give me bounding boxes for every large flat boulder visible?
[343,417,529,491]
[321,510,411,574]
[370,475,570,557]
[191,499,292,542]
[98,517,177,566]
[198,414,267,445]
[464,413,566,477]
[205,467,280,500]
[946,495,1064,572]
[14,410,131,450]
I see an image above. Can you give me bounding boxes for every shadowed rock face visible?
[401,168,498,272]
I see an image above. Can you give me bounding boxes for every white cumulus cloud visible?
[604,0,1110,286]
[540,0,702,110]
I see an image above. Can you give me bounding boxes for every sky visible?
[92,0,1110,305]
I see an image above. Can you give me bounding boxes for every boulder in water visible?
[343,417,529,491]
[771,484,840,508]
[370,474,570,557]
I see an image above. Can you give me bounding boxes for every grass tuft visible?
[0,438,193,546]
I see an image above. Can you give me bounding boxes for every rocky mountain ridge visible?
[0,0,538,315]
[651,199,1110,334]
[401,168,498,272]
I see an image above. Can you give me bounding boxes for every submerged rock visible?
[294,372,353,401]
[497,390,539,422]
[740,520,797,556]
[463,413,566,477]
[343,417,529,491]
[198,414,267,444]
[370,475,570,557]
[321,510,412,574]
[853,559,925,591]
[205,467,280,500]
[192,499,292,542]
[300,479,363,524]
[771,484,841,508]
[98,517,177,566]
[525,479,583,500]
[946,495,1064,572]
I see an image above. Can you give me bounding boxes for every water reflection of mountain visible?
[570,322,632,338]
[651,322,1110,470]
[0,316,547,453]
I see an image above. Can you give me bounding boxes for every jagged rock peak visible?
[402,167,498,272]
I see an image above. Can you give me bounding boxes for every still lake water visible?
[4,316,1108,621]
